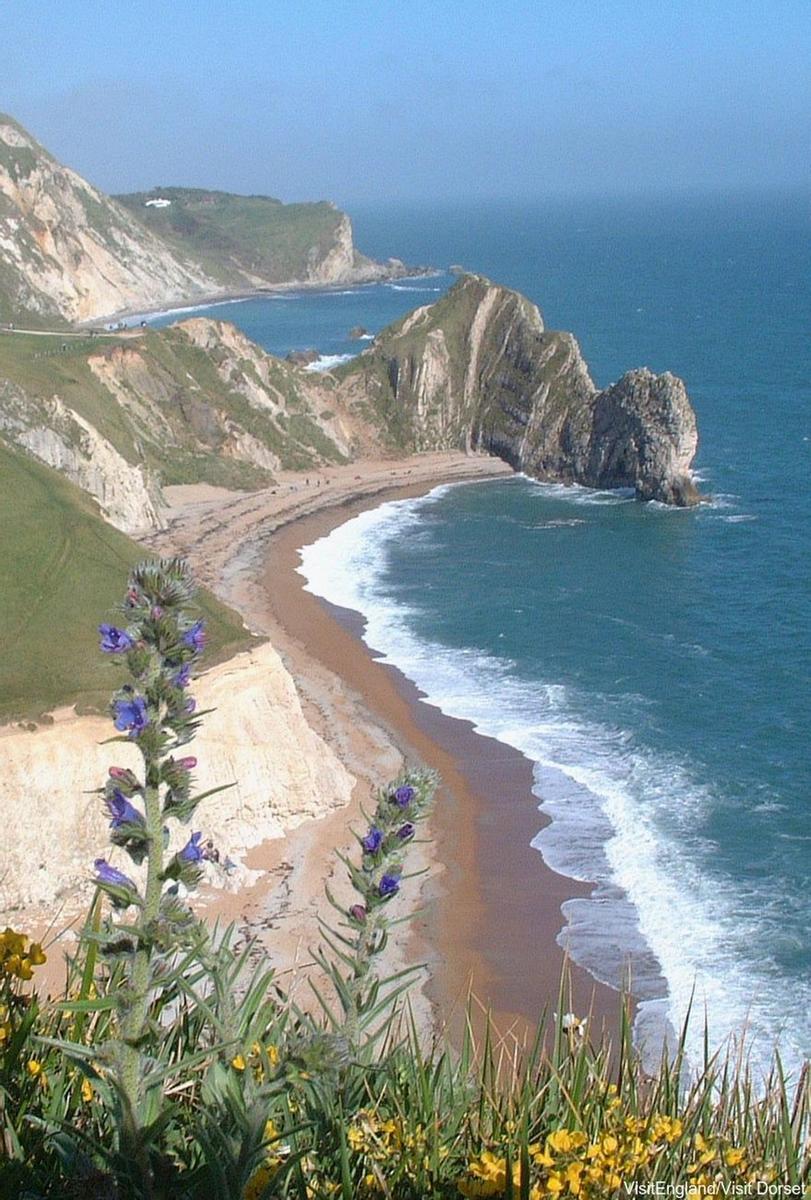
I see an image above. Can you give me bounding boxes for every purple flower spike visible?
[392,785,415,808]
[105,789,145,829]
[179,831,204,863]
[378,873,400,898]
[182,620,206,653]
[174,663,192,688]
[99,624,135,654]
[396,822,415,841]
[349,904,367,923]
[362,827,384,854]
[94,858,136,891]
[113,695,149,737]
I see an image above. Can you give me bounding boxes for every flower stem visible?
[119,764,163,1119]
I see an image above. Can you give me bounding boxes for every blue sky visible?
[3,0,808,203]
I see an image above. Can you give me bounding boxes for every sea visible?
[145,194,810,1076]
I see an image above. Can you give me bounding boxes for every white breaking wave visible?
[386,282,443,292]
[297,484,811,1079]
[135,295,258,325]
[303,353,355,372]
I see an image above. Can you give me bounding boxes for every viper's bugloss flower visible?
[151,606,163,619]
[99,624,134,654]
[392,785,415,808]
[94,858,136,890]
[378,873,400,898]
[173,663,192,688]
[182,620,206,652]
[179,831,204,863]
[185,697,196,714]
[362,827,384,854]
[113,695,149,736]
[177,756,197,770]
[105,789,145,829]
[348,904,367,923]
[396,822,415,841]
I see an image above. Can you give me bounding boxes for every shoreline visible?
[83,268,443,329]
[145,452,626,1043]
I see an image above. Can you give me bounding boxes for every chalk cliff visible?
[0,643,354,914]
[340,274,699,505]
[0,115,217,324]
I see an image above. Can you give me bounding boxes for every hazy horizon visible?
[3,1,809,206]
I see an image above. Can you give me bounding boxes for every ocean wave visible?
[386,282,443,292]
[297,486,811,1078]
[135,295,258,325]
[303,352,355,372]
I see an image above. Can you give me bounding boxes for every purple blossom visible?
[105,789,145,829]
[182,620,206,653]
[99,624,134,654]
[113,695,149,737]
[173,663,192,688]
[185,697,197,714]
[348,904,367,924]
[396,822,415,841]
[392,785,415,809]
[362,827,384,854]
[177,756,197,770]
[94,858,136,891]
[179,831,204,863]
[378,873,400,898]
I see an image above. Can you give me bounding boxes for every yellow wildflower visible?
[231,1053,247,1071]
[81,1077,94,1103]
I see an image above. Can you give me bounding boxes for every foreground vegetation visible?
[1,560,808,1197]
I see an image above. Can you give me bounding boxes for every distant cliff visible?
[0,115,217,325]
[339,274,699,505]
[115,188,413,290]
[0,115,413,325]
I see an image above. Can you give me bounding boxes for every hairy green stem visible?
[119,775,163,1111]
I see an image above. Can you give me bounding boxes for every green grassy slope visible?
[0,324,347,489]
[115,188,349,286]
[0,440,253,722]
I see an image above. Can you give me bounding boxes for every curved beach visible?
[146,452,624,1040]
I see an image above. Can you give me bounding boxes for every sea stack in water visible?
[341,274,700,506]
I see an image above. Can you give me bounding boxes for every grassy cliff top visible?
[115,188,348,287]
[0,440,254,723]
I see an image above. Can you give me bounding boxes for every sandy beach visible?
[144,451,624,1042]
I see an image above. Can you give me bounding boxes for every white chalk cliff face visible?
[352,274,701,505]
[0,115,218,323]
[0,643,354,914]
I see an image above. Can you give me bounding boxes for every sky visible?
[2,0,809,205]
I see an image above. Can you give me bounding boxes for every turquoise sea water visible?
[150,195,810,1072]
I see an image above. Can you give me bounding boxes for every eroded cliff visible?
[339,274,699,505]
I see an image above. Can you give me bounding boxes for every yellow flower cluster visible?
[0,928,46,983]
[230,1041,280,1077]
[456,1112,776,1199]
[458,1114,687,1198]
[685,1132,775,1189]
[242,1119,287,1200]
[346,1109,448,1192]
